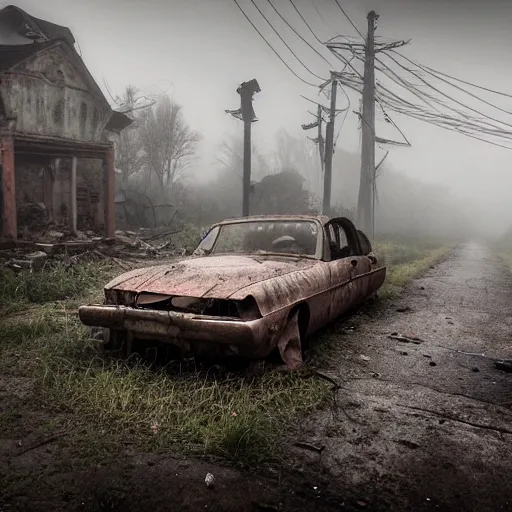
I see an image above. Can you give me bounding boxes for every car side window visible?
[327,222,352,260]
[194,226,219,255]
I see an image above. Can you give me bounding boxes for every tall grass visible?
[0,266,330,464]
[0,262,115,312]
[374,240,452,299]
[0,238,452,464]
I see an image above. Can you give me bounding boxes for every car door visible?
[326,218,371,319]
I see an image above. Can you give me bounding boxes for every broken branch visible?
[17,431,69,456]
[398,405,512,435]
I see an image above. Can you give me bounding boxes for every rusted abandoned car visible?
[79,215,386,368]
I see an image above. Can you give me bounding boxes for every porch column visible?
[104,145,115,238]
[0,138,16,239]
[71,156,77,235]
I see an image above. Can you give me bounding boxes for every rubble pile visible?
[0,226,188,273]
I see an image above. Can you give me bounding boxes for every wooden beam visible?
[1,138,17,239]
[104,146,115,238]
[71,156,77,235]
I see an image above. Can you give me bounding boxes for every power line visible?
[233,0,320,87]
[389,50,512,116]
[380,51,512,130]
[265,0,334,67]
[309,0,328,27]
[249,0,328,81]
[375,92,512,150]
[376,101,411,146]
[394,53,512,100]
[288,0,325,45]
[333,0,365,40]
[330,48,365,80]
[337,69,512,146]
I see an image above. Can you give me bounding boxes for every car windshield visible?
[195,220,319,257]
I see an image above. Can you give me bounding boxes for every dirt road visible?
[1,243,511,511]
[293,242,512,511]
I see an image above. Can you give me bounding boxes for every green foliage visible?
[0,262,115,312]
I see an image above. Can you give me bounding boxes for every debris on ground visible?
[294,442,326,453]
[396,306,412,313]
[389,333,425,344]
[0,225,188,273]
[205,472,215,488]
[359,355,371,362]
[494,360,512,373]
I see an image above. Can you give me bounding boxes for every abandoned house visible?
[0,4,132,239]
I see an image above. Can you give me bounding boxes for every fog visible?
[13,0,512,239]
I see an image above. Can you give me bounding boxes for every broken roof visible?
[0,40,56,72]
[0,7,133,134]
[0,5,75,46]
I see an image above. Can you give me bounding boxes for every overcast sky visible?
[8,0,512,219]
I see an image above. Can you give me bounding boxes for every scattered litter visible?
[396,306,412,313]
[231,411,237,417]
[150,421,159,434]
[205,472,215,488]
[294,441,325,453]
[356,500,368,508]
[359,355,371,362]
[389,333,424,344]
[495,360,512,373]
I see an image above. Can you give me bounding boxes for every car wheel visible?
[277,310,303,370]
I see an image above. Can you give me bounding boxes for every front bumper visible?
[78,305,272,347]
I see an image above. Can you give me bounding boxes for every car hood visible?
[106,254,317,299]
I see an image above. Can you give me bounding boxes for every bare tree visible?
[114,86,144,187]
[214,134,270,182]
[272,129,320,195]
[138,96,201,196]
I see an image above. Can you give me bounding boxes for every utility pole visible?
[357,11,377,239]
[317,104,325,174]
[226,79,261,217]
[302,105,325,196]
[323,73,337,216]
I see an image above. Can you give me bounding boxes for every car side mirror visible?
[192,247,209,257]
[367,254,377,265]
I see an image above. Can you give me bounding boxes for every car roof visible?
[217,214,331,226]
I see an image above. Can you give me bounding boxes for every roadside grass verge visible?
[374,239,452,299]
[0,238,451,466]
